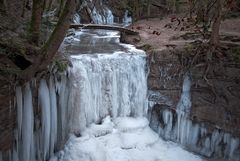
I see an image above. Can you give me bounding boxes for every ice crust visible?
[51,117,204,161]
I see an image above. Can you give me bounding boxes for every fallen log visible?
[70,24,139,35]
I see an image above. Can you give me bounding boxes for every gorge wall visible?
[147,48,240,160]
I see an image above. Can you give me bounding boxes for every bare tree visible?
[21,0,77,81]
[0,0,77,83]
[186,0,237,47]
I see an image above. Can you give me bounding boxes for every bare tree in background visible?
[188,0,237,47]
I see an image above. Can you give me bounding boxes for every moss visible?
[55,60,68,73]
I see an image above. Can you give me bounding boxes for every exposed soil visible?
[125,16,240,50]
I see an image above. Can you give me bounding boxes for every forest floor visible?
[126,16,240,51]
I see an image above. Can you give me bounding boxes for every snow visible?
[51,117,205,161]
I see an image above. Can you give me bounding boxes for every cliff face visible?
[147,48,240,160]
[191,61,240,136]
[148,48,240,136]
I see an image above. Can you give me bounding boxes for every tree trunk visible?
[210,0,222,47]
[20,0,77,82]
[47,0,54,11]
[21,0,26,17]
[147,0,151,17]
[29,0,43,45]
[56,0,65,17]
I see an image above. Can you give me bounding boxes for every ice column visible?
[20,83,34,161]
[176,75,192,145]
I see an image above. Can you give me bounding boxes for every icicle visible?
[12,148,19,161]
[39,79,51,160]
[162,109,173,139]
[58,74,69,141]
[16,87,23,140]
[49,76,58,157]
[21,83,34,161]
[176,75,192,144]
[148,72,240,160]
[229,137,239,159]
[188,124,200,145]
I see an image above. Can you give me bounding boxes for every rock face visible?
[191,62,240,134]
[148,48,240,136]
[147,48,240,160]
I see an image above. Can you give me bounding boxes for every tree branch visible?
[20,0,77,82]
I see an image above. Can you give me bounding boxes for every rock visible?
[147,47,240,136]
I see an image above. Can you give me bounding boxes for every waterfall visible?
[73,13,81,24]
[10,28,148,161]
[90,7,114,24]
[123,10,132,26]
[68,52,148,134]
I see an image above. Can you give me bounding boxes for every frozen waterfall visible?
[123,10,132,26]
[90,7,114,24]
[11,29,149,161]
[68,52,148,134]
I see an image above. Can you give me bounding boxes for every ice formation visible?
[67,48,148,133]
[148,75,240,161]
[90,7,114,24]
[73,13,81,24]
[123,10,132,26]
[50,117,204,161]
[11,29,148,161]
